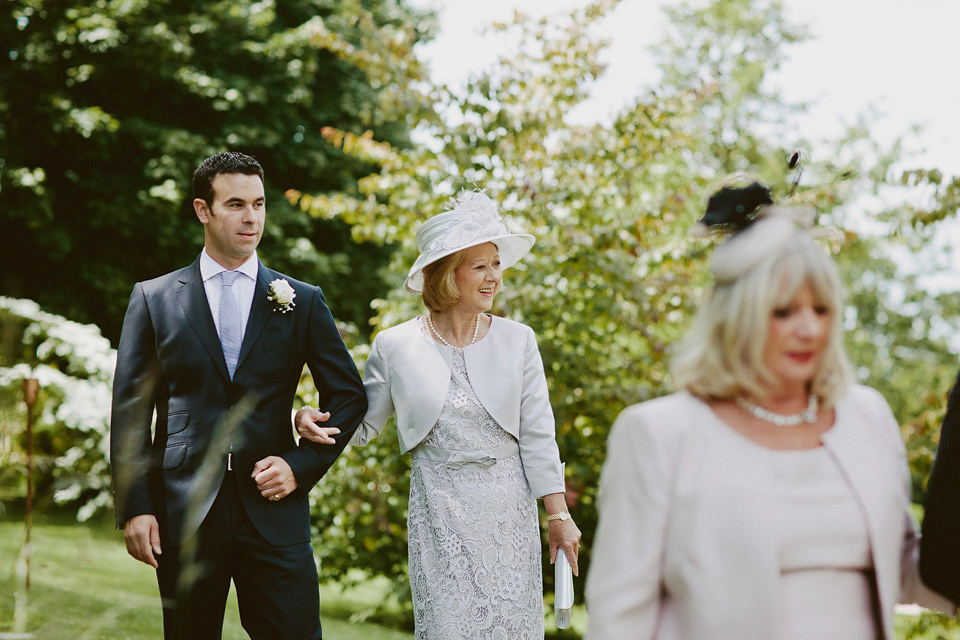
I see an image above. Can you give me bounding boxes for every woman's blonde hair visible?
[421,250,466,312]
[671,229,854,406]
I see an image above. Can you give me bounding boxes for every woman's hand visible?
[549,515,582,576]
[295,406,341,444]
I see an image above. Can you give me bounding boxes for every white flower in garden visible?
[267,279,296,313]
[0,297,118,523]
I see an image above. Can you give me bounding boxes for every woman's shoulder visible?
[374,317,421,338]
[613,392,702,439]
[489,315,534,335]
[606,392,701,466]
[838,383,892,415]
[479,316,537,349]
[370,317,423,351]
[835,384,903,446]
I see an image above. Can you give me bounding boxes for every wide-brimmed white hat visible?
[404,191,535,294]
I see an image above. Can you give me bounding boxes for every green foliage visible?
[0,0,434,342]
[837,238,959,500]
[310,421,413,620]
[0,516,416,639]
[4,0,960,635]
[654,0,811,173]
[896,609,960,640]
[293,2,960,624]
[294,0,798,608]
[895,170,960,235]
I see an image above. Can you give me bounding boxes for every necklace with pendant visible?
[427,313,480,348]
[735,394,819,426]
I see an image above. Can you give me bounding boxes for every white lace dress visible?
[407,332,543,639]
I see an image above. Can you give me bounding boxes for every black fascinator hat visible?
[695,177,817,283]
[699,181,774,232]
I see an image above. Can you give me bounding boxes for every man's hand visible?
[252,456,299,501]
[124,513,162,568]
[295,407,340,444]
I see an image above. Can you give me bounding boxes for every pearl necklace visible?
[735,394,819,427]
[427,313,480,348]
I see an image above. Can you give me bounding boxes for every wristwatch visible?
[547,512,570,522]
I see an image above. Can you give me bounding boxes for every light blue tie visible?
[219,271,242,379]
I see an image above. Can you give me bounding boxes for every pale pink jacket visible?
[585,386,951,640]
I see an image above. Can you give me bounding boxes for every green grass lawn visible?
[0,513,414,640]
[3,511,954,639]
[0,510,588,639]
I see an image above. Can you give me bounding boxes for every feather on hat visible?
[695,180,817,283]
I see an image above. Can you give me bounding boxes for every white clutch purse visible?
[554,551,575,628]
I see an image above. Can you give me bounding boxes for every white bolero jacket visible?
[354,315,565,498]
[585,385,952,640]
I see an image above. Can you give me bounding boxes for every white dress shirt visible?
[199,249,259,342]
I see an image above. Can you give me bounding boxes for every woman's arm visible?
[868,388,959,612]
[515,326,564,496]
[900,509,956,612]
[512,327,581,569]
[585,404,675,640]
[297,333,394,446]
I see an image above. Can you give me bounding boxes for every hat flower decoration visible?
[404,190,535,294]
[693,175,820,283]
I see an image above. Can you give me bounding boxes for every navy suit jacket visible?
[110,258,367,546]
[921,367,960,605]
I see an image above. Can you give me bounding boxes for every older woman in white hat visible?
[297,191,580,639]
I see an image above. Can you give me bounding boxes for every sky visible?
[409,0,960,177]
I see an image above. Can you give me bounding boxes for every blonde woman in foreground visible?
[585,181,953,640]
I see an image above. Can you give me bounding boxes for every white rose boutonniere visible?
[267,278,296,313]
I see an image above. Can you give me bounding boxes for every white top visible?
[774,447,877,640]
[708,420,873,572]
[199,249,258,339]
[770,447,872,572]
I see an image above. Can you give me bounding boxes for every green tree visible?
[654,0,960,512]
[293,0,709,617]
[837,236,959,499]
[654,0,811,174]
[0,0,434,343]
[295,3,960,634]
[850,169,960,504]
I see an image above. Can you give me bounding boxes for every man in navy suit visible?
[110,151,367,639]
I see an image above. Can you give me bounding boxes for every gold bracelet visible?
[547,512,570,522]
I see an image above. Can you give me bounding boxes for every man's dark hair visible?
[193,151,265,205]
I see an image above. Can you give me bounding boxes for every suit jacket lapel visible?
[236,265,273,373]
[177,260,231,382]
